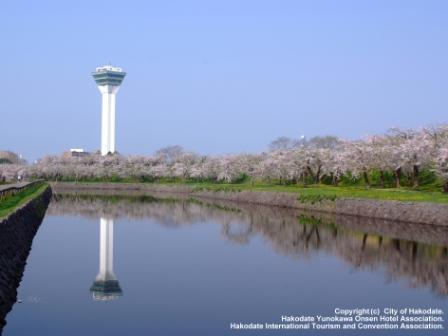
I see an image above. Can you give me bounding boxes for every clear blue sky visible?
[1,0,447,161]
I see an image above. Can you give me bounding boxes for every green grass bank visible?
[55,180,448,204]
[189,182,448,204]
[51,181,448,226]
[0,182,49,219]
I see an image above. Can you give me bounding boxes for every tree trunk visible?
[302,171,308,187]
[411,165,419,188]
[379,170,385,188]
[394,167,402,188]
[443,181,448,193]
[361,234,368,251]
[315,165,321,184]
[306,166,315,182]
[363,170,370,187]
[393,239,400,252]
[411,242,418,264]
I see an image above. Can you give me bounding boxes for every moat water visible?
[4,192,448,335]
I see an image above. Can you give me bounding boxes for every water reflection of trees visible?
[48,192,448,297]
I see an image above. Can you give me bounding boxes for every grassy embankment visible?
[183,182,448,204]
[58,178,448,204]
[0,182,48,219]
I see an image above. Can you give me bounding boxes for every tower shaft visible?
[90,216,122,301]
[98,217,116,281]
[99,86,118,155]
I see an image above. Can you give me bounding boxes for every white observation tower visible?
[92,65,126,155]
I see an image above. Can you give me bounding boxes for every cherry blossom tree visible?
[19,123,448,192]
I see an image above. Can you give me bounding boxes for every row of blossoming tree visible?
[3,125,448,191]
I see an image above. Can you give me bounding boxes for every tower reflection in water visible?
[90,217,122,301]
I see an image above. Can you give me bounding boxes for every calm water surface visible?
[4,193,448,335]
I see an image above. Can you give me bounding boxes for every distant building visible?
[0,151,20,164]
[64,149,90,158]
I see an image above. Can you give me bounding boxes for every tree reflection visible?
[49,192,448,297]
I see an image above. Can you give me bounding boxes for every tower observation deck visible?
[92,65,126,155]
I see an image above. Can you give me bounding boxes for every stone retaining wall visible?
[0,186,52,333]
